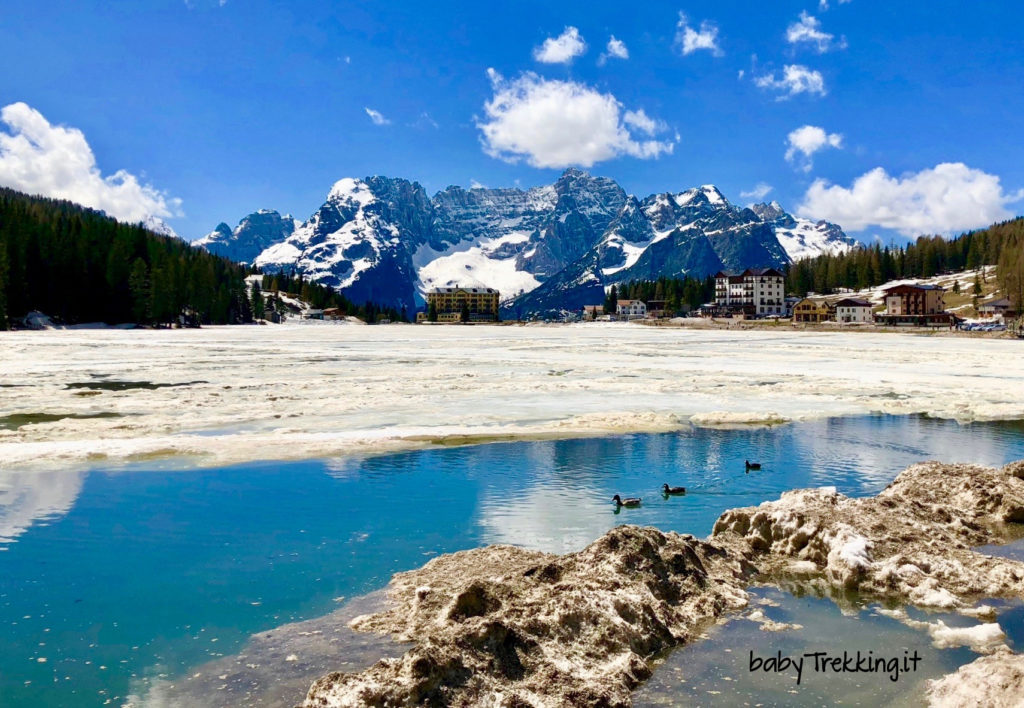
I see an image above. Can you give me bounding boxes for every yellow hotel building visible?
[423,287,500,322]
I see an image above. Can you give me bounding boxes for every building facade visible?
[834,298,873,323]
[877,284,950,326]
[616,299,647,319]
[882,284,944,316]
[645,300,667,318]
[425,287,500,322]
[792,297,834,323]
[978,297,1014,318]
[713,268,786,317]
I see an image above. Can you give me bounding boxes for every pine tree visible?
[128,258,150,323]
[605,285,618,313]
[460,301,470,323]
[0,239,8,330]
[428,301,438,322]
[251,281,265,320]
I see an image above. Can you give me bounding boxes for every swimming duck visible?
[662,484,686,495]
[745,460,762,470]
[612,494,641,508]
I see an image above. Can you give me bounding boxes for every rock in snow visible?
[301,459,1024,707]
[198,169,855,314]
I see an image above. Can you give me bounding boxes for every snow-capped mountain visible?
[198,169,854,314]
[255,177,430,307]
[195,209,298,264]
[750,201,855,261]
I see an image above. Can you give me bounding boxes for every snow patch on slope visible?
[774,219,855,261]
[416,232,541,297]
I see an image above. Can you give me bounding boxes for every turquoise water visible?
[3,415,1024,706]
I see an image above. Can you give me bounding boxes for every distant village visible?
[281,267,1019,333]
[383,268,1016,331]
[581,268,1019,329]
[584,268,1016,330]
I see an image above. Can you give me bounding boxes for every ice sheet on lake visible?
[2,323,1024,473]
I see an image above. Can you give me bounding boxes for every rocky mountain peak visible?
[194,210,296,265]
[201,171,856,315]
[750,201,787,222]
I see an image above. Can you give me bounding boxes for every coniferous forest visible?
[785,217,1024,305]
[0,188,406,329]
[610,275,716,313]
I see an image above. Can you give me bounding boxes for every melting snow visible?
[3,326,1024,474]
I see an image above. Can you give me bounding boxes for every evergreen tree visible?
[605,284,618,313]
[460,301,470,323]
[0,240,8,330]
[428,301,438,322]
[128,258,150,323]
[251,281,265,320]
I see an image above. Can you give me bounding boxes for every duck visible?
[745,460,762,470]
[612,494,642,508]
[662,484,686,495]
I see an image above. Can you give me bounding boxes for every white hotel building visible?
[713,268,786,317]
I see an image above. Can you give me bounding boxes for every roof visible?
[979,297,1011,308]
[428,287,499,294]
[742,267,785,277]
[834,298,872,308]
[794,297,834,308]
[882,283,944,293]
[618,299,644,306]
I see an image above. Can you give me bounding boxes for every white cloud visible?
[740,182,774,201]
[364,107,391,125]
[477,70,676,169]
[623,109,666,136]
[755,64,826,98]
[797,163,1024,235]
[469,179,486,189]
[784,125,843,172]
[598,36,629,65]
[786,12,845,53]
[819,0,852,11]
[0,102,181,227]
[533,26,587,64]
[606,36,629,59]
[675,12,723,57]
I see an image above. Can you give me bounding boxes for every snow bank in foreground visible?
[928,650,1024,707]
[2,324,1024,475]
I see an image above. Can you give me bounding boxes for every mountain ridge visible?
[198,169,856,315]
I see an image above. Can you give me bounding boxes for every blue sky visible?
[1,0,1022,243]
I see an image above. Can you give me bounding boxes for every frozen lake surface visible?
[2,416,1024,706]
[3,323,1024,473]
